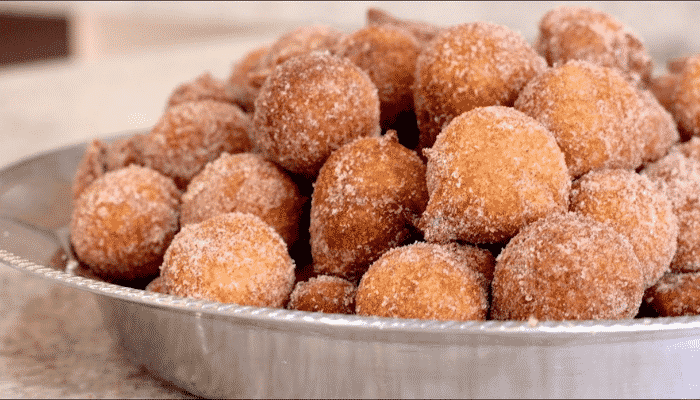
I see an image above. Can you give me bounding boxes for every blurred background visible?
[1,1,699,68]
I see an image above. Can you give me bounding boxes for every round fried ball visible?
[70,165,180,282]
[287,275,356,314]
[252,51,381,179]
[535,6,653,85]
[264,25,343,70]
[644,272,700,317]
[160,212,295,307]
[334,25,421,130]
[491,212,645,321]
[637,88,680,163]
[413,21,547,151]
[642,151,700,274]
[310,132,428,281]
[514,60,646,178]
[673,54,700,137]
[355,242,489,322]
[166,72,234,109]
[570,169,679,288]
[181,152,305,246]
[226,44,270,113]
[419,106,570,244]
[649,73,680,113]
[141,100,253,188]
[145,276,168,294]
[365,7,442,47]
[73,139,108,201]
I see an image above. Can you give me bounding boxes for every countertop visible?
[0,4,699,397]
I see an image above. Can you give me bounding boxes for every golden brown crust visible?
[645,272,700,317]
[251,51,381,179]
[491,212,644,321]
[226,44,270,113]
[570,169,679,288]
[535,6,653,85]
[140,100,253,188]
[181,152,306,246]
[514,60,646,178]
[419,106,571,244]
[310,132,428,281]
[70,165,181,282]
[72,139,108,201]
[160,212,295,307]
[355,242,489,322]
[167,72,235,109]
[414,21,546,151]
[673,54,700,137]
[287,275,356,314]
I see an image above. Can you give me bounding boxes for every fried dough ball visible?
[181,152,305,246]
[673,54,700,137]
[166,72,234,109]
[160,212,295,307]
[637,88,680,163]
[73,139,108,201]
[145,276,168,294]
[226,44,270,113]
[355,242,489,322]
[334,25,421,131]
[252,51,381,179]
[644,272,700,317]
[419,106,570,244]
[287,275,357,314]
[141,100,253,188]
[365,7,442,47]
[104,135,144,171]
[570,169,679,288]
[535,6,653,85]
[648,73,680,113]
[413,21,547,151]
[642,152,700,274]
[491,212,644,321]
[515,60,647,178]
[310,132,428,281]
[70,165,180,282]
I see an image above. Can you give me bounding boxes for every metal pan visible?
[1,136,699,398]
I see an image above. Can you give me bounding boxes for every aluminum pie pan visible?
[1,136,699,398]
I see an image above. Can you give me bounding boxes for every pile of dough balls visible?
[70,6,700,321]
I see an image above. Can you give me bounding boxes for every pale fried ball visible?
[252,51,381,179]
[355,242,489,322]
[413,21,547,151]
[181,152,305,246]
[419,106,570,244]
[70,165,180,282]
[141,100,253,188]
[160,212,295,307]
[310,132,427,281]
[491,212,644,321]
[570,169,679,288]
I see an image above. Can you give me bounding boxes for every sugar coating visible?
[310,132,428,281]
[167,72,234,109]
[252,51,381,179]
[419,106,571,244]
[514,60,647,178]
[644,272,700,317]
[226,44,270,113]
[673,54,700,137]
[355,242,489,322]
[73,139,108,201]
[141,100,253,188]
[413,21,547,151]
[649,73,680,113]
[636,88,680,164]
[145,275,168,294]
[365,7,442,47]
[535,6,653,85]
[642,152,700,273]
[70,165,181,281]
[570,169,679,288]
[181,152,306,246]
[264,25,343,70]
[160,212,295,307]
[334,25,421,129]
[491,212,644,321]
[287,275,357,314]
[104,135,144,171]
